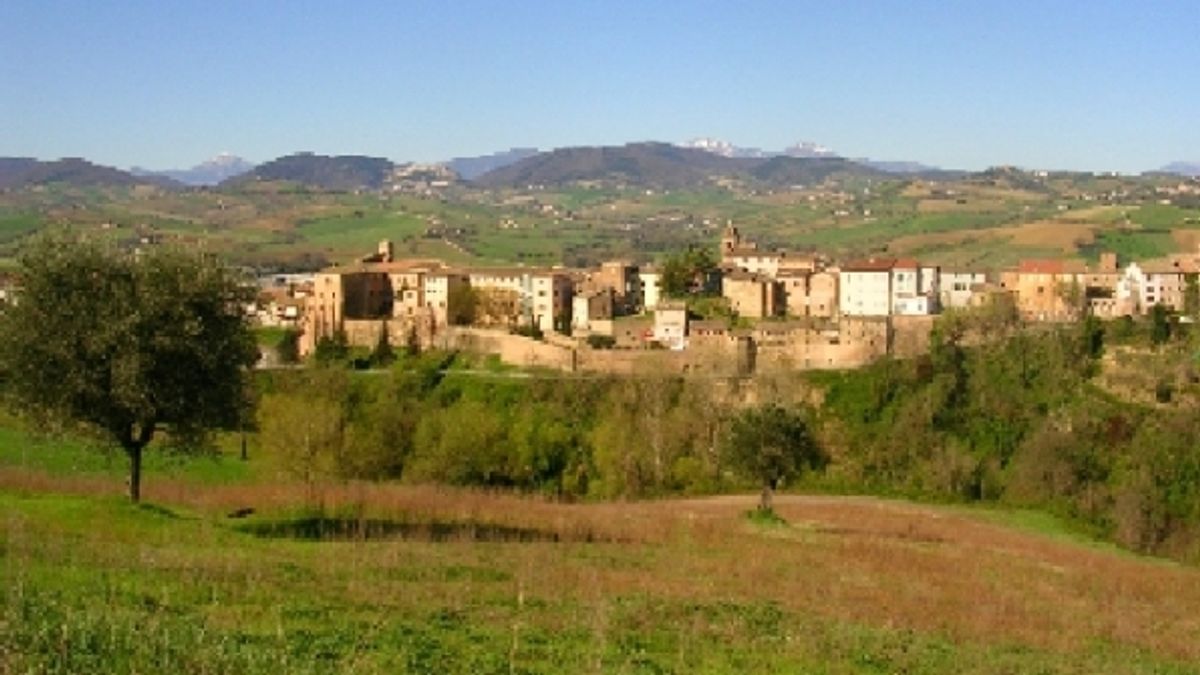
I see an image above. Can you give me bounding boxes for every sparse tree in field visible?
[724,402,824,513]
[0,233,258,502]
[259,390,344,496]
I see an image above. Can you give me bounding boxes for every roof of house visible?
[1017,259,1065,274]
[841,257,898,272]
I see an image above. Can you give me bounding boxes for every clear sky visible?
[2,0,1196,172]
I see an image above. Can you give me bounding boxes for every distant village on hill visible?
[250,223,1200,375]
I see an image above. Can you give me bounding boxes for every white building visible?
[639,268,662,312]
[839,259,894,317]
[839,258,939,317]
[939,270,988,309]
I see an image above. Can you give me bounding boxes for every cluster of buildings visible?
[296,226,1200,372]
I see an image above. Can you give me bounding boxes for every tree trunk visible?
[759,482,774,513]
[123,421,155,503]
[127,443,143,503]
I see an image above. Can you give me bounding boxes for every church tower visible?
[721,221,741,257]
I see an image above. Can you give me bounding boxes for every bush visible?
[586,334,616,349]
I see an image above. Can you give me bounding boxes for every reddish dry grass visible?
[6,469,1200,661]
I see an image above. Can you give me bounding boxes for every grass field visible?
[3,428,1200,673]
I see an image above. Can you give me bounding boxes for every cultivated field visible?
[3,173,1199,271]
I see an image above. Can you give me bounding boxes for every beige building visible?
[723,271,782,319]
[572,289,615,333]
[999,259,1086,321]
[779,269,838,318]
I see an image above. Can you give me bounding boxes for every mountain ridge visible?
[0,157,180,190]
[133,153,256,186]
[219,153,394,191]
[470,142,889,189]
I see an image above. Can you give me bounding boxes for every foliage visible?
[586,334,616,349]
[1151,303,1172,346]
[661,246,718,297]
[313,330,350,364]
[818,312,1200,560]
[370,322,395,367]
[275,328,301,364]
[0,232,258,501]
[447,284,477,326]
[724,403,824,511]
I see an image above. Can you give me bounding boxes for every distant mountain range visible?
[1160,162,1200,177]
[448,148,540,181]
[3,146,1194,192]
[680,138,946,175]
[219,153,394,191]
[470,141,891,189]
[0,157,178,190]
[132,153,255,187]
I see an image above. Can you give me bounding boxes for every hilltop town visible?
[284,223,1200,375]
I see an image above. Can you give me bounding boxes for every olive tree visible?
[0,234,258,502]
[724,402,824,513]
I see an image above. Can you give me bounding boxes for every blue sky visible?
[1,0,1196,172]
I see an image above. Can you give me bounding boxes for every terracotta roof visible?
[1017,259,1064,274]
[841,257,897,272]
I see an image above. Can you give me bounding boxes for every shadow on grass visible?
[136,502,183,519]
[236,516,607,544]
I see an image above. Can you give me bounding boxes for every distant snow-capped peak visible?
[783,141,837,158]
[683,137,737,157]
[681,138,839,159]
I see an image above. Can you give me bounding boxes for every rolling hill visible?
[471,142,888,189]
[220,152,394,191]
[0,157,180,190]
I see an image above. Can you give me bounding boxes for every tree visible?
[447,284,477,326]
[1150,303,1172,347]
[313,330,349,364]
[370,321,395,368]
[0,234,258,502]
[275,328,301,364]
[723,403,824,512]
[661,247,718,298]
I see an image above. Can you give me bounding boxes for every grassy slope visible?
[2,430,1199,673]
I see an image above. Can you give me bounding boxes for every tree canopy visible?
[661,247,718,298]
[0,234,259,501]
[723,402,824,512]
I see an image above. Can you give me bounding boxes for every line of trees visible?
[254,357,824,505]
